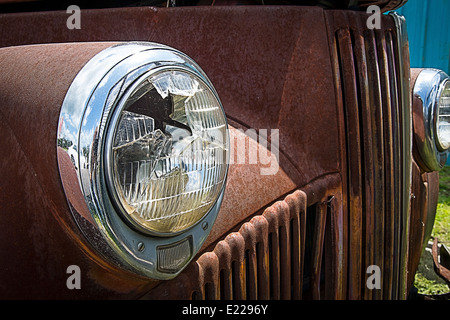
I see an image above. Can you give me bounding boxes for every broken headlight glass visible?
[107,70,228,235]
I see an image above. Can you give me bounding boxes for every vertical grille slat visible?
[376,29,399,300]
[381,29,396,300]
[279,226,291,300]
[266,230,280,299]
[310,202,328,300]
[357,28,379,300]
[252,216,271,300]
[335,27,364,300]
[385,30,403,299]
[231,260,245,299]
[323,195,344,299]
[244,249,258,300]
[289,216,302,299]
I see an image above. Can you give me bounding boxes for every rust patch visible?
[432,238,450,284]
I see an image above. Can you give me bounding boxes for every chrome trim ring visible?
[412,68,449,172]
[435,78,450,152]
[57,42,229,280]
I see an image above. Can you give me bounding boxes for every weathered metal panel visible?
[143,174,345,300]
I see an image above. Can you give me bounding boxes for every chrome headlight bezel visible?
[57,42,229,279]
[435,78,450,152]
[413,69,450,172]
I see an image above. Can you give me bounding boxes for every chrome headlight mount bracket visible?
[413,69,450,172]
[57,42,228,280]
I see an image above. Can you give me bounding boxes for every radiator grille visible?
[144,181,344,300]
[193,190,323,300]
[327,11,409,299]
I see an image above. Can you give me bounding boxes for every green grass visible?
[433,166,450,247]
[413,166,450,296]
[414,272,450,296]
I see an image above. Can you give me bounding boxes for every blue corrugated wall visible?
[394,0,450,164]
[394,0,450,75]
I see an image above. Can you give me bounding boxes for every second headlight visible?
[413,69,450,171]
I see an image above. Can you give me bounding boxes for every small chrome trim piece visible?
[57,42,229,280]
[390,12,412,300]
[413,69,450,171]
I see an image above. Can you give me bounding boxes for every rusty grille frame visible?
[326,11,411,299]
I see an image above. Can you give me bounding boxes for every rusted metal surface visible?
[0,42,161,299]
[424,172,440,248]
[0,5,436,300]
[1,7,339,176]
[408,161,429,289]
[143,174,345,300]
[358,0,409,12]
[1,5,341,183]
[0,0,409,13]
[432,239,450,284]
[0,8,339,297]
[202,120,298,251]
[330,23,364,300]
[0,44,298,298]
[410,68,431,173]
[408,162,439,290]
[325,10,413,299]
[0,6,346,299]
[408,67,441,290]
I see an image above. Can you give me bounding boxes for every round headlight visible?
[57,42,229,279]
[436,79,450,151]
[106,69,228,235]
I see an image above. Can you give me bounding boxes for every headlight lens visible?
[437,80,450,151]
[108,69,228,235]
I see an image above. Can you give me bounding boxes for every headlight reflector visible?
[108,70,228,235]
[437,79,450,151]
